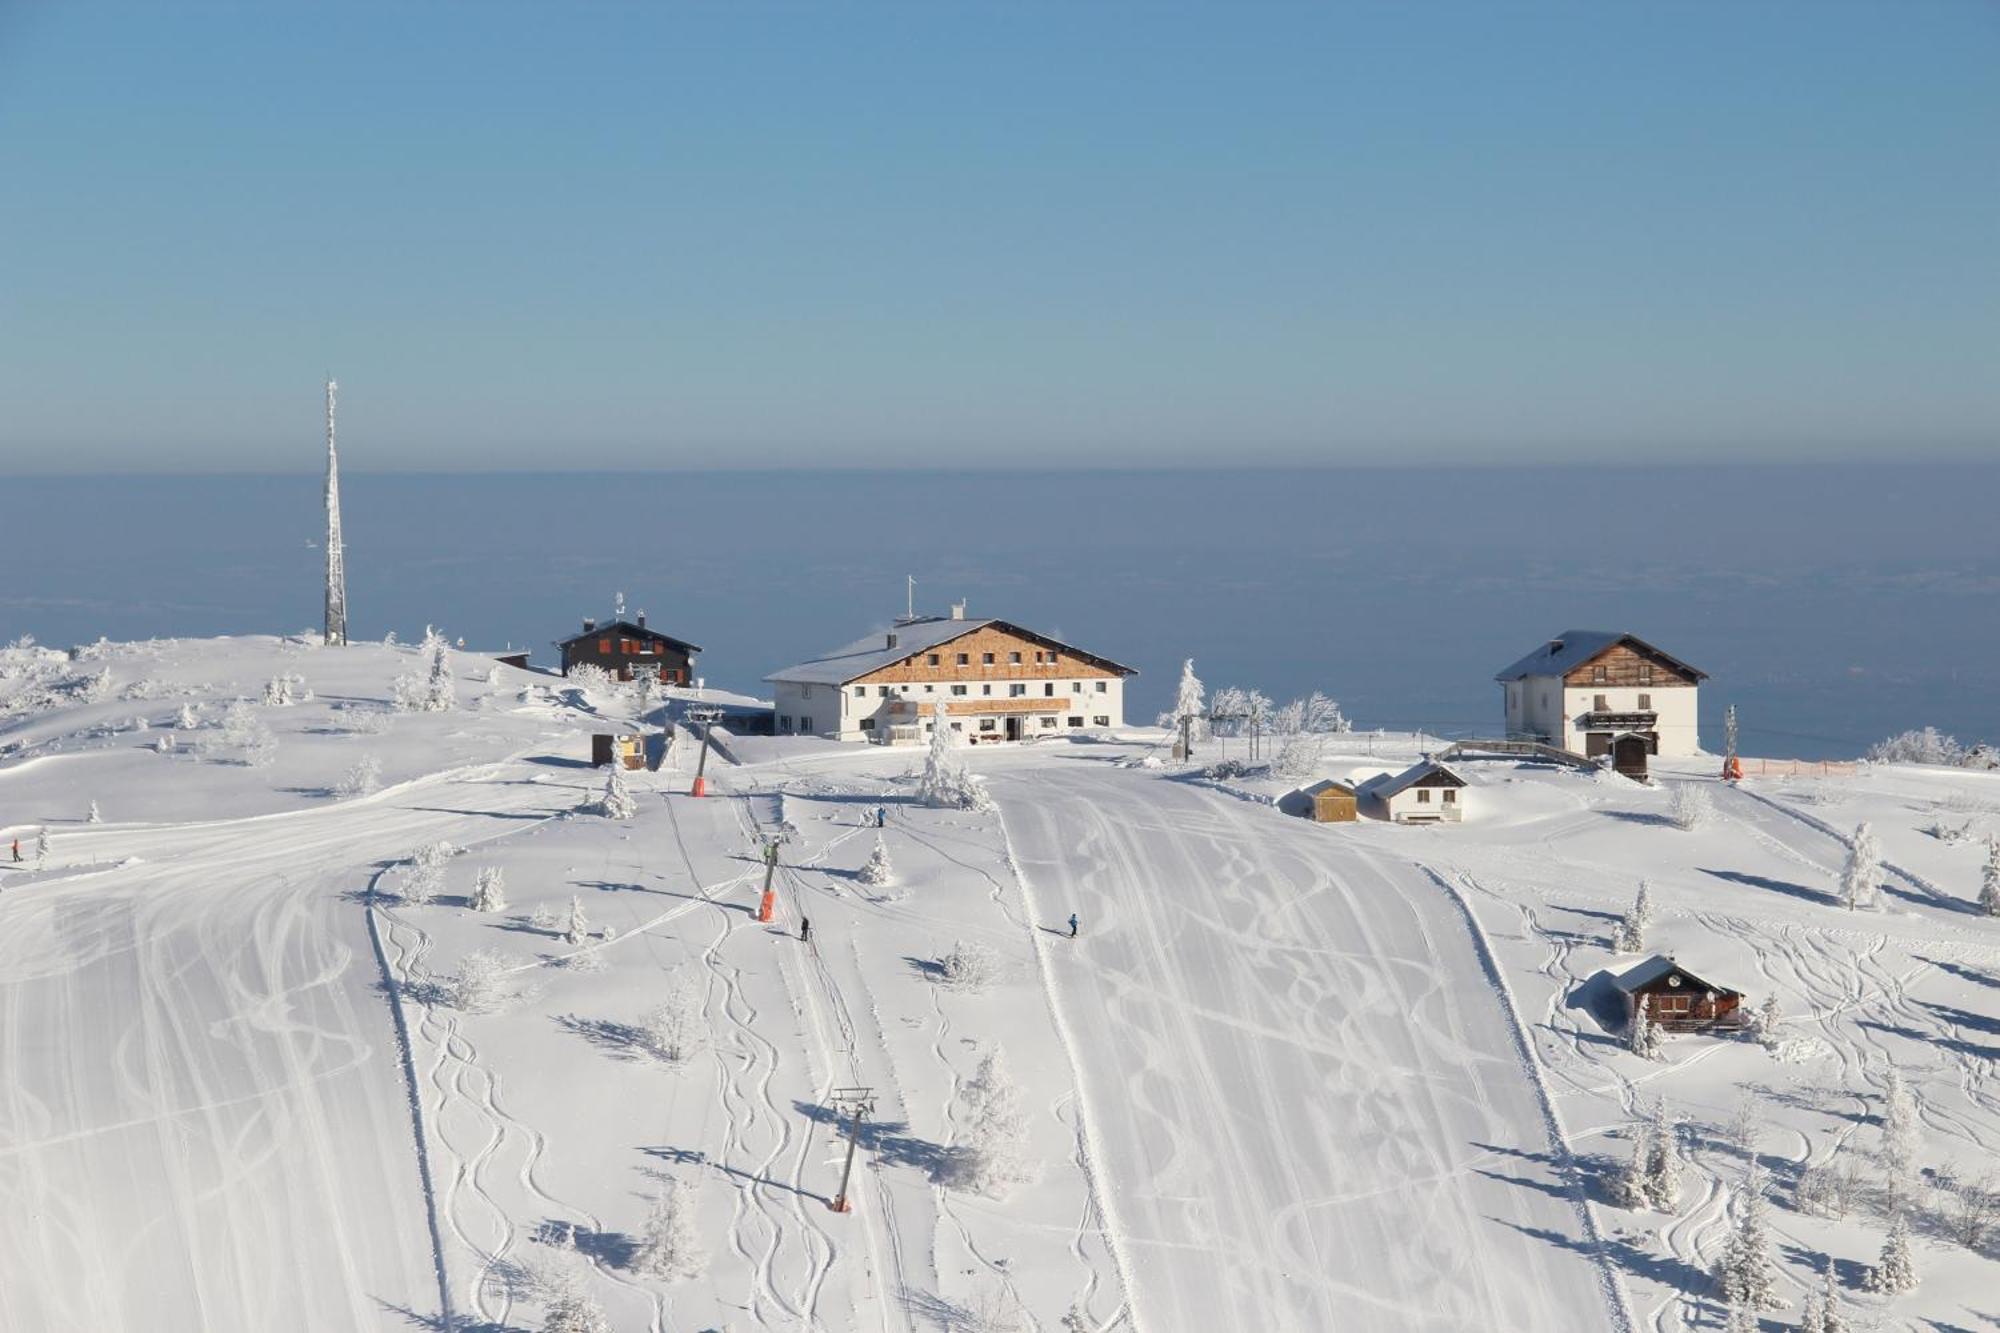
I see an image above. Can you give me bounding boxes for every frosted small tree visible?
[563,894,589,945]
[642,976,707,1064]
[399,840,456,905]
[176,701,201,730]
[1980,837,2000,918]
[1614,1111,1657,1208]
[449,948,514,1013]
[1668,782,1711,830]
[918,700,994,811]
[1864,1205,1918,1295]
[1751,993,1782,1050]
[940,938,1001,991]
[1170,658,1206,757]
[1643,1098,1683,1210]
[86,800,102,825]
[336,753,382,797]
[1629,1002,1663,1060]
[1271,730,1324,780]
[423,626,456,711]
[631,1177,702,1281]
[1714,1162,1786,1312]
[595,762,638,819]
[34,826,50,869]
[856,834,894,887]
[217,697,276,766]
[1808,1256,1849,1333]
[541,1282,612,1333]
[1841,821,1881,910]
[1612,881,1651,952]
[469,865,508,912]
[1302,690,1350,734]
[956,1045,1034,1196]
[1879,1066,1919,1184]
[1270,698,1306,737]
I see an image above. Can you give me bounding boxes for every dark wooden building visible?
[558,615,701,683]
[1614,955,1744,1033]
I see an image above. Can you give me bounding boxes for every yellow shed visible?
[1302,779,1358,823]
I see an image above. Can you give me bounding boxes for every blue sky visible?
[1,1,1994,471]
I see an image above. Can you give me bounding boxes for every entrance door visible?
[1005,715,1023,741]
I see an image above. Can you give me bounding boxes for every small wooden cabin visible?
[1610,732,1651,780]
[559,615,701,683]
[591,733,645,770]
[1373,760,1467,824]
[1614,955,1744,1033]
[1300,779,1359,823]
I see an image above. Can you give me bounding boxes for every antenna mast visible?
[906,575,915,621]
[323,379,348,646]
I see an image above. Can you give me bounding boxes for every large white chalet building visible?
[767,608,1137,743]
[1496,631,1707,760]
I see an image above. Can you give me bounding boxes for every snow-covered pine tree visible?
[1752,993,1782,1050]
[1720,1294,1759,1333]
[631,1177,703,1281]
[1714,1162,1787,1312]
[469,866,508,912]
[336,753,382,798]
[423,627,456,711]
[34,826,50,869]
[956,1045,1033,1196]
[176,701,200,730]
[1612,904,1645,954]
[1170,659,1206,757]
[1841,821,1881,910]
[1980,837,2000,917]
[1798,1287,1825,1333]
[595,762,638,819]
[541,1283,612,1333]
[399,840,455,905]
[1879,1066,1919,1183]
[918,699,994,811]
[1864,1204,1918,1295]
[1815,1255,1849,1333]
[1629,1002,1663,1060]
[856,834,894,887]
[563,895,589,945]
[1668,782,1711,830]
[1643,1098,1683,1211]
[642,976,707,1064]
[1614,1111,1656,1208]
[86,800,102,824]
[1631,878,1656,930]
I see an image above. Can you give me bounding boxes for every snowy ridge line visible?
[1415,863,1639,1333]
[1734,784,1965,913]
[990,801,1144,1333]
[361,868,455,1331]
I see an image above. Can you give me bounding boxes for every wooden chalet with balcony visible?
[558,614,701,683]
[1496,631,1708,767]
[1614,955,1744,1034]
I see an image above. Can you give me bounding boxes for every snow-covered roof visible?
[1611,955,1739,997]
[556,618,702,654]
[765,616,1137,687]
[1493,631,1707,683]
[1300,778,1358,797]
[1371,759,1466,797]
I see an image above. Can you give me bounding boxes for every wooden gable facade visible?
[559,618,700,683]
[1623,959,1744,1033]
[1562,640,1702,690]
[850,622,1131,688]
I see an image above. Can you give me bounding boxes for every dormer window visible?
[1592,665,1607,684]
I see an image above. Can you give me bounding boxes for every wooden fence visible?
[1738,757,1858,779]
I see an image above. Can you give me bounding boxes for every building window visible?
[951,684,967,696]
[1072,682,1082,693]
[800,717,813,732]
[927,654,940,666]
[802,684,814,698]
[1040,716,1057,728]
[982,684,992,696]
[854,686,866,698]
[950,721,963,732]
[1094,681,1107,693]
[779,715,792,732]
[1594,694,1607,711]
[1417,788,1432,803]
[956,653,968,665]
[1093,715,1109,726]
[878,686,891,697]
[1442,789,1457,804]
[982,652,995,665]
[1044,683,1055,696]
[979,719,996,731]
[859,718,874,730]
[1009,651,1022,665]
[1638,693,1651,710]
[1592,665,1607,684]
[923,684,934,694]
[1068,716,1084,727]
[1009,683,1027,697]
[1639,664,1654,685]
[598,638,611,654]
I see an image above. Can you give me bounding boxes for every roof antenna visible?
[906,574,915,622]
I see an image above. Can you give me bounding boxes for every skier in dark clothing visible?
[875,806,887,828]
[800,917,812,944]
[1068,912,1079,938]
[9,838,18,863]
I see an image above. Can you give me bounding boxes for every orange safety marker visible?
[691,776,708,797]
[757,887,776,923]
[1722,755,1743,782]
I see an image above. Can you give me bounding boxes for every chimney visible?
[886,632,899,649]
[583,618,596,633]
[637,611,647,629]
[950,601,966,621]
[1548,638,1563,655]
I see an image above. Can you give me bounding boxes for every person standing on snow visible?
[875,805,887,828]
[1068,912,1079,938]
[800,917,812,944]
[9,838,18,863]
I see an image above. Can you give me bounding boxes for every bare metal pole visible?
[828,1087,875,1213]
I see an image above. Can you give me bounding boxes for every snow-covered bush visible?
[86,800,102,825]
[1668,782,1712,831]
[397,840,457,905]
[566,662,613,695]
[856,834,894,888]
[212,697,277,767]
[540,1277,612,1333]
[939,939,1002,992]
[1270,732,1324,781]
[562,895,589,945]
[448,949,516,1013]
[530,902,558,931]
[1864,1206,1918,1295]
[642,977,707,1064]
[591,763,638,819]
[1869,726,1968,767]
[1750,994,1782,1050]
[262,673,308,706]
[1794,1145,1852,1219]
[1980,837,2000,918]
[1943,1173,1998,1249]
[632,1178,702,1281]
[34,826,50,869]
[1841,821,1882,911]
[469,866,508,912]
[335,754,382,798]
[954,1046,1034,1196]
[175,701,201,730]
[918,701,995,811]
[1714,1163,1787,1312]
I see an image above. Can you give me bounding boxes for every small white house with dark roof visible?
[1495,631,1707,761]
[1369,759,1467,823]
[766,606,1137,743]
